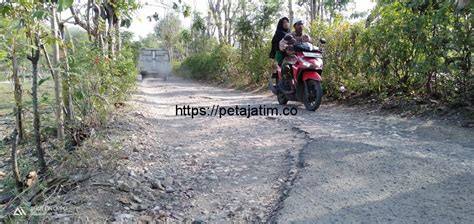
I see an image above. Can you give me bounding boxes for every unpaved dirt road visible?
[49,77,473,223]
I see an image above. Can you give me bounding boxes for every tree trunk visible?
[223,1,228,43]
[320,0,324,21]
[240,0,247,54]
[288,0,294,25]
[50,4,65,142]
[115,16,121,53]
[92,0,105,52]
[58,24,74,126]
[206,11,212,37]
[108,22,115,59]
[209,0,224,43]
[11,37,24,141]
[227,0,240,45]
[105,0,116,59]
[28,32,47,174]
[11,128,22,192]
[86,0,92,42]
[316,0,321,19]
[310,0,316,23]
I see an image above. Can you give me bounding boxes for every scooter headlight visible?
[301,60,312,68]
[314,59,323,69]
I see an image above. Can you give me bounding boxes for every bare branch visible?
[69,6,89,31]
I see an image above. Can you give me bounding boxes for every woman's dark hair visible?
[276,17,290,33]
[269,17,290,59]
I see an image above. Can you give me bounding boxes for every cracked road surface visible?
[50,77,473,223]
[135,77,474,223]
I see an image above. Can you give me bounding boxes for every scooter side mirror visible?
[319,38,327,44]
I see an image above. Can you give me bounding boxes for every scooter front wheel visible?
[277,94,288,105]
[303,80,323,111]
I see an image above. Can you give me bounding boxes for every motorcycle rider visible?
[278,18,312,90]
[269,17,290,82]
[269,17,290,66]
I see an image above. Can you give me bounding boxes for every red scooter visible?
[270,38,326,111]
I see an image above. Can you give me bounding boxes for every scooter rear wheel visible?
[303,80,323,111]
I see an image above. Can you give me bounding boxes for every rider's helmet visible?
[292,18,304,26]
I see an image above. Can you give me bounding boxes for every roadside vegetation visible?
[0,0,139,221]
[166,0,473,117]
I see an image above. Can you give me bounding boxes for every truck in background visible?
[138,48,171,81]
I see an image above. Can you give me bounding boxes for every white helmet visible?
[293,18,304,26]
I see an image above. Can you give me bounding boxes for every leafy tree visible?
[0,0,140,195]
[154,14,183,61]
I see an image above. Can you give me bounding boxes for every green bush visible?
[308,1,472,105]
[310,17,367,97]
[241,43,272,85]
[175,43,238,82]
[69,44,137,126]
[174,41,273,88]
